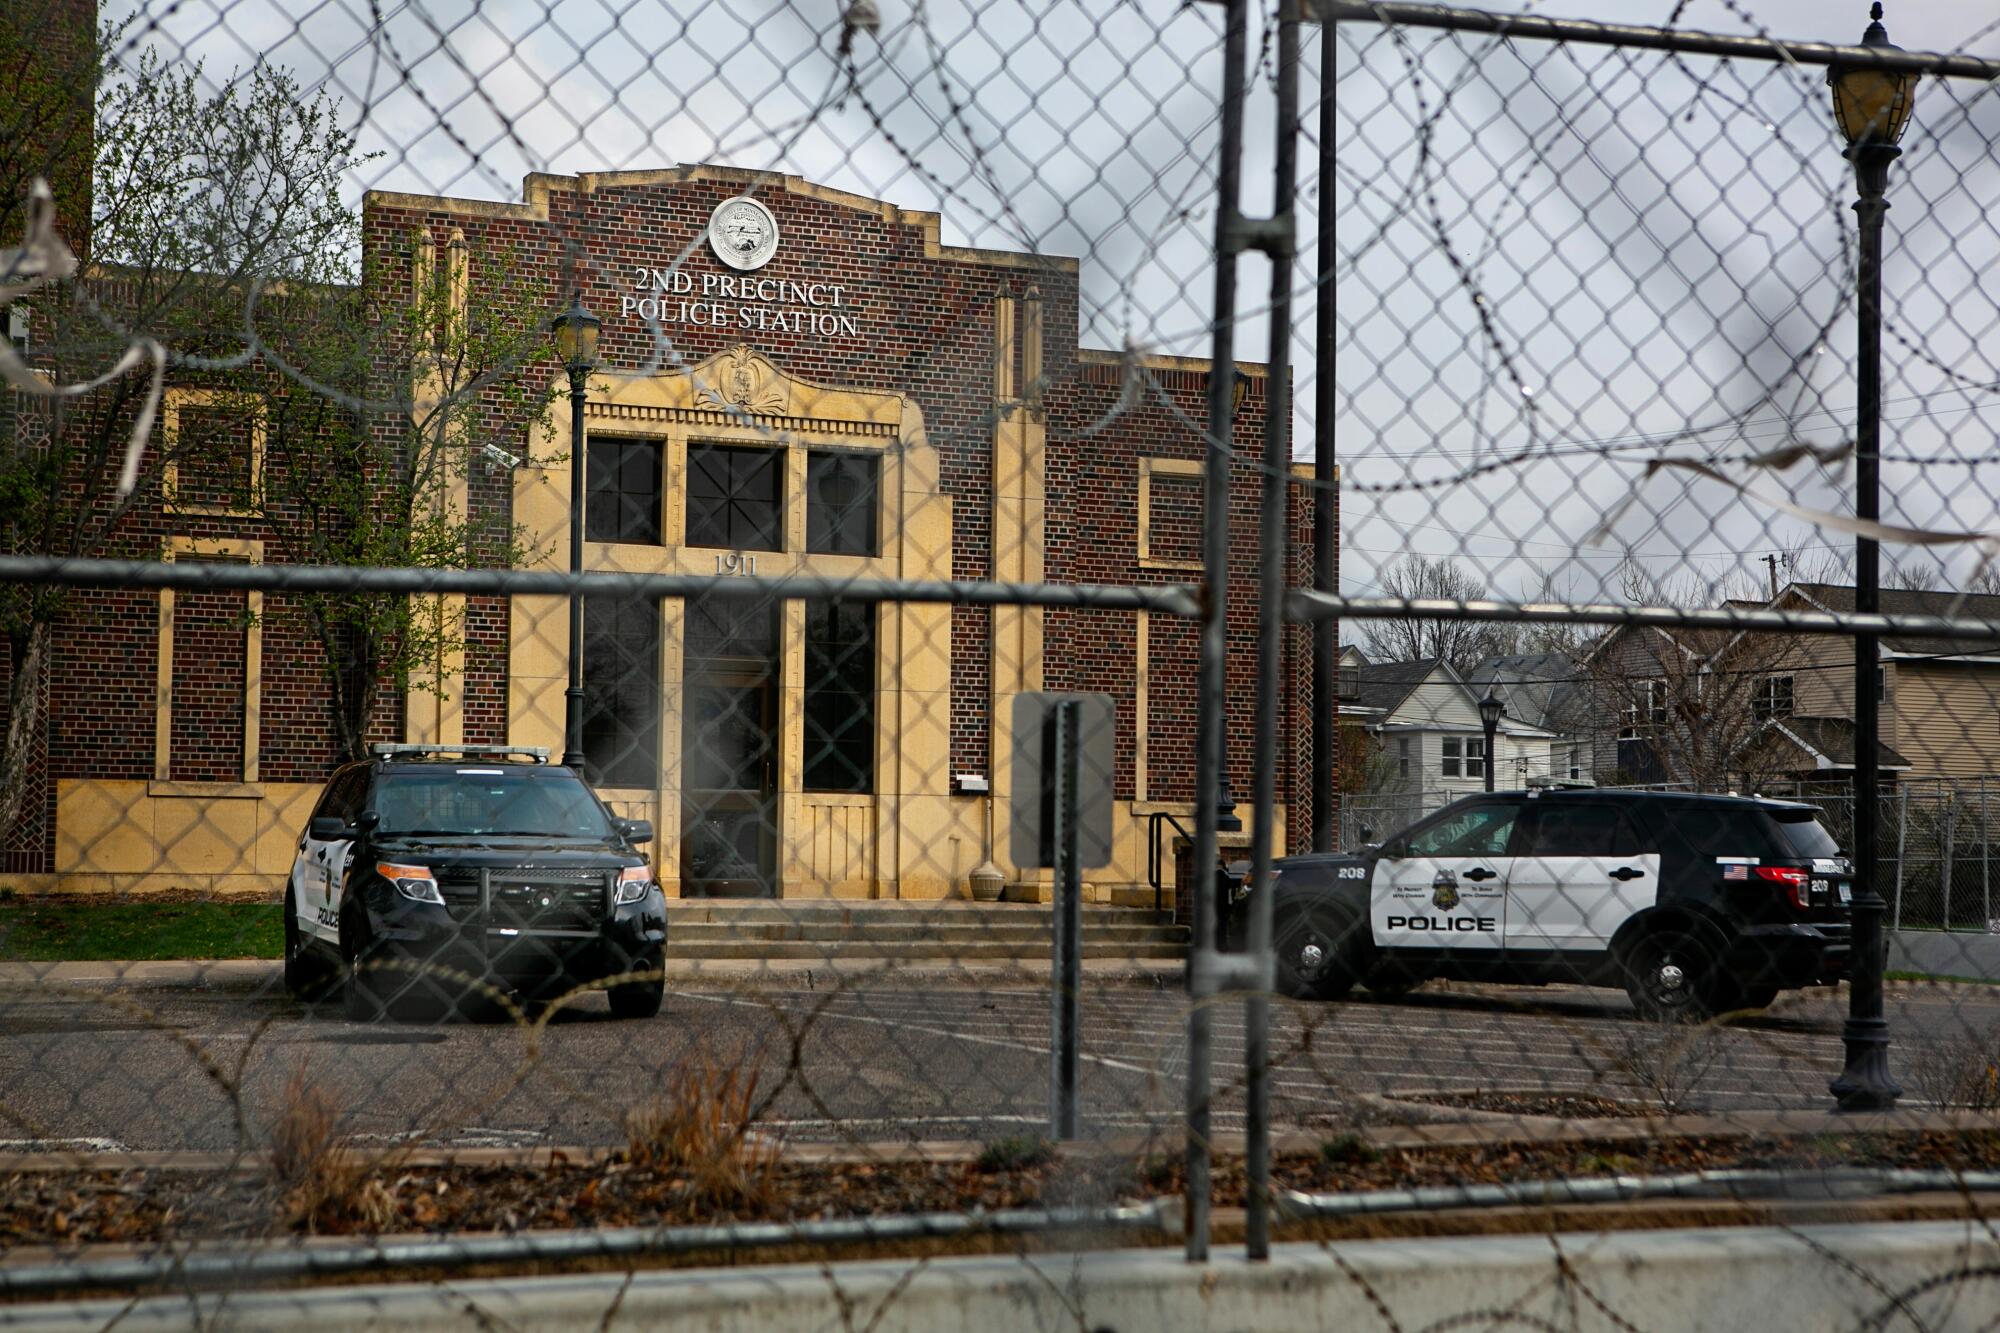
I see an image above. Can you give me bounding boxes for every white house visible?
[1352,657,1559,795]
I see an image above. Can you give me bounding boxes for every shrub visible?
[1320,1132,1382,1166]
[624,1048,778,1211]
[1607,1015,1722,1115]
[975,1134,1056,1174]
[1905,1022,2000,1112]
[269,1065,393,1233]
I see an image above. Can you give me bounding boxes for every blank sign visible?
[1010,693,1116,870]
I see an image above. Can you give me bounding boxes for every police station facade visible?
[20,165,1325,902]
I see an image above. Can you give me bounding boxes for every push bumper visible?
[364,884,667,994]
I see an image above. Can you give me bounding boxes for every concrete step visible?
[667,922,1188,946]
[664,903,1175,926]
[668,940,1191,961]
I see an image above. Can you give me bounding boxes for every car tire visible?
[1715,981,1780,1014]
[1362,962,1428,1000]
[282,887,336,1001]
[1273,903,1362,1001]
[608,973,665,1020]
[342,912,390,1023]
[1621,929,1719,1022]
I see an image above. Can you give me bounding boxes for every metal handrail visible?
[1147,810,1195,914]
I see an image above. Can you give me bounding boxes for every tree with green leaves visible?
[0,30,554,843]
[256,234,555,760]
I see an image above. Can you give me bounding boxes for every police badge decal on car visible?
[1432,882,1460,912]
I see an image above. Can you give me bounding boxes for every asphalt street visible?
[0,973,1994,1155]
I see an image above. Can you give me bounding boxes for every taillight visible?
[1754,864,1810,909]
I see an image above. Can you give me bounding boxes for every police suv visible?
[1232,789,1851,1018]
[284,744,668,1020]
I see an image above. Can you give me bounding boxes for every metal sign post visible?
[1047,698,1082,1138]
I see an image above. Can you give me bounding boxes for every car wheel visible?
[1715,981,1780,1014]
[608,973,665,1020]
[1622,929,1718,1022]
[282,887,335,1001]
[1273,904,1361,1001]
[1362,961,1428,1000]
[342,912,390,1023]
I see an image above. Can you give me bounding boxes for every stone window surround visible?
[1135,456,1203,572]
[160,388,266,518]
[152,536,264,796]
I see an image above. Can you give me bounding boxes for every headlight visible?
[615,865,654,905]
[377,862,443,905]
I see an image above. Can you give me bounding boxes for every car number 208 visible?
[1337,866,1366,881]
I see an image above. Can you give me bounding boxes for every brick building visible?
[7,163,1331,901]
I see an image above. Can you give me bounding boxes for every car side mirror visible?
[616,817,655,845]
[1359,824,1375,844]
[308,815,352,841]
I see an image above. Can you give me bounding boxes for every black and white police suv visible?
[284,744,668,1020]
[1229,789,1851,1019]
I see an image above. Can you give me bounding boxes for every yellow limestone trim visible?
[509,343,951,898]
[160,388,266,518]
[156,537,264,785]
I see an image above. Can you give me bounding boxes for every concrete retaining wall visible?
[13,1221,1999,1332]
[1891,928,2000,981]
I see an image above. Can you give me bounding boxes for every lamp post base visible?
[561,684,586,771]
[1829,1015,1902,1111]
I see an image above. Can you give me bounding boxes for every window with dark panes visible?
[586,437,662,544]
[685,443,782,551]
[1753,674,1794,722]
[685,596,780,664]
[1524,805,1634,857]
[806,451,878,556]
[581,596,660,788]
[803,599,874,792]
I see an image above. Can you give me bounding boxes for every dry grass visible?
[269,1065,394,1234]
[623,1048,778,1211]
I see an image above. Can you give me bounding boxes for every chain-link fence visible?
[6,0,2000,1326]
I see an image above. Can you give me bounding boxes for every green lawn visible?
[0,901,282,961]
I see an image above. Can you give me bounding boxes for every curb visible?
[6,1221,1998,1330]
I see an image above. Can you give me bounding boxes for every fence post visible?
[1941,789,1956,932]
[1893,783,1908,932]
[1185,0,1250,1264]
[1984,778,1991,931]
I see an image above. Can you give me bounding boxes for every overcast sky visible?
[113,0,2000,606]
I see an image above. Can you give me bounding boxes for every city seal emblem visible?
[707,196,779,271]
[1432,882,1460,912]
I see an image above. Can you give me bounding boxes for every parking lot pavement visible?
[0,977,1992,1154]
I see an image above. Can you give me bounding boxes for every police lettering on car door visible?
[1371,801,1517,949]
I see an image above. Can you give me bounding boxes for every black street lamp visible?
[1828,2,1915,1112]
[550,292,601,771]
[1478,690,1503,794]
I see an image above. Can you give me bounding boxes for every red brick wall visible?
[168,584,247,783]
[11,170,1335,877]
[363,175,1094,780]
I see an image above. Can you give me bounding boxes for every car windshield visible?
[370,769,613,838]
